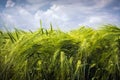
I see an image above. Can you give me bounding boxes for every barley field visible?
[0,24,120,80]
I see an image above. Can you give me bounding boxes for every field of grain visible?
[0,24,120,80]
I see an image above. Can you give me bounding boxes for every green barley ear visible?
[45,29,48,35]
[36,60,42,71]
[53,49,60,63]
[75,60,81,74]
[7,31,16,43]
[3,25,16,43]
[69,56,73,65]
[29,30,33,34]
[0,30,3,35]
[60,51,65,80]
[50,23,53,31]
[60,51,65,66]
[40,20,42,28]
[39,20,44,34]
[14,28,20,39]
[73,60,82,80]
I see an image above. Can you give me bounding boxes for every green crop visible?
[0,24,120,80]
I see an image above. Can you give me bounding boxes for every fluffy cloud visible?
[51,0,113,8]
[34,2,119,30]
[113,6,120,10]
[0,0,119,31]
[26,0,49,4]
[23,0,113,12]
[6,0,15,8]
[81,13,120,28]
[2,6,40,30]
[89,16,103,23]
[34,5,71,30]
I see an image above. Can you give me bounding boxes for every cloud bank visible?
[0,0,120,31]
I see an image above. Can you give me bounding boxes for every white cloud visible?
[23,0,51,13]
[93,0,113,8]
[113,6,120,10]
[89,16,103,23]
[80,13,120,28]
[34,4,70,30]
[6,0,15,8]
[26,0,49,4]
[52,0,112,8]
[2,6,39,30]
[24,0,113,13]
[1,0,119,31]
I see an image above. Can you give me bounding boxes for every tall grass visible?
[0,24,120,80]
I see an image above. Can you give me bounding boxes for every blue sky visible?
[0,0,120,31]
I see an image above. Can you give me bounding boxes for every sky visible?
[0,0,120,31]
